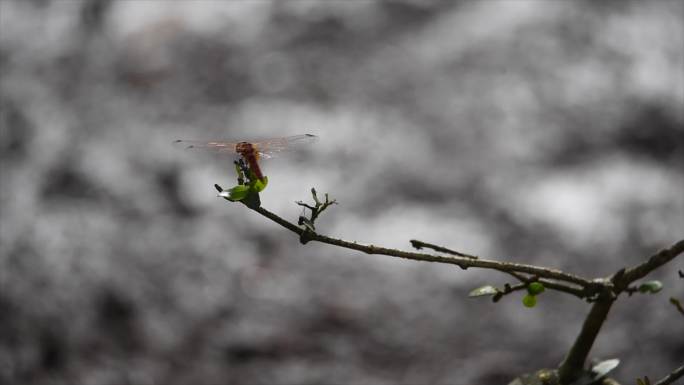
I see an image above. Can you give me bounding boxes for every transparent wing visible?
[173,134,318,158]
[253,134,319,159]
[172,139,239,154]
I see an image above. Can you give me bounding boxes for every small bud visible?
[527,282,545,295]
[522,294,537,308]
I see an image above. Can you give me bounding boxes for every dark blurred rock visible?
[94,288,141,353]
[40,163,103,202]
[38,326,66,372]
[79,0,111,34]
[0,98,32,160]
[156,167,197,218]
[617,103,684,163]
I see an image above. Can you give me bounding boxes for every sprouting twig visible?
[295,188,337,236]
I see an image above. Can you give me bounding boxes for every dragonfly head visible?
[235,142,255,156]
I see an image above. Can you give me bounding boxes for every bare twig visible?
[247,205,593,287]
[652,364,684,385]
[410,239,478,259]
[536,278,586,299]
[614,240,684,291]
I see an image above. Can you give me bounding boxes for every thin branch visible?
[557,295,616,384]
[537,278,586,299]
[614,240,684,291]
[653,364,684,385]
[295,202,316,211]
[247,205,593,287]
[503,271,587,299]
[494,282,527,302]
[410,239,478,259]
[557,241,684,384]
[237,192,683,385]
[505,270,528,282]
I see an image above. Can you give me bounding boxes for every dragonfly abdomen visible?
[236,142,264,180]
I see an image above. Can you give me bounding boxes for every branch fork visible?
[215,182,684,385]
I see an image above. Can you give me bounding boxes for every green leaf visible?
[469,285,499,297]
[218,185,250,201]
[527,282,545,295]
[638,280,663,294]
[522,294,537,308]
[251,176,268,192]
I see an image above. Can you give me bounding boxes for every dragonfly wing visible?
[255,134,319,158]
[173,140,239,154]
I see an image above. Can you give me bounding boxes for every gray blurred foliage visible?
[0,1,682,384]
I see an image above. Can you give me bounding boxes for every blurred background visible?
[1,1,682,384]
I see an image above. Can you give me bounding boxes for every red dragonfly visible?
[174,134,318,180]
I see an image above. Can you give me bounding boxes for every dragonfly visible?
[173,134,318,180]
